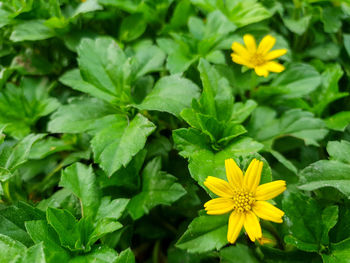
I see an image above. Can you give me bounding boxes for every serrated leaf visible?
[0,133,45,181]
[127,157,186,220]
[48,97,115,134]
[282,192,324,252]
[248,107,328,148]
[91,113,155,176]
[136,75,200,117]
[176,214,229,253]
[46,208,81,250]
[185,137,264,188]
[299,160,350,197]
[25,220,70,262]
[60,163,100,218]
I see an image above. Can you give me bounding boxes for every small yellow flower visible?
[204,158,286,244]
[231,34,287,77]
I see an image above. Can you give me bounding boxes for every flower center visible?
[232,190,255,213]
[250,53,265,66]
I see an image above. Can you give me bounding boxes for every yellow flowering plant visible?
[204,158,286,243]
[231,34,287,77]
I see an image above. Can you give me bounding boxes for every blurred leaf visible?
[0,233,26,263]
[0,133,45,181]
[120,14,147,42]
[0,78,59,138]
[127,157,186,220]
[115,248,135,263]
[248,107,328,148]
[10,20,56,42]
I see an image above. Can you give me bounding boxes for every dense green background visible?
[1,0,350,262]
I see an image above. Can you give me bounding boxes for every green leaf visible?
[327,140,350,164]
[25,220,70,262]
[225,0,271,27]
[59,70,117,103]
[133,42,166,78]
[321,206,338,245]
[176,214,229,253]
[77,37,132,104]
[248,107,328,148]
[299,160,350,197]
[69,245,118,263]
[0,133,45,181]
[120,14,147,42]
[0,233,26,263]
[197,59,234,122]
[95,197,129,221]
[0,202,45,247]
[115,248,135,263]
[60,163,100,218]
[283,16,311,35]
[0,78,59,139]
[135,75,200,117]
[220,244,259,263]
[325,111,350,131]
[257,63,321,100]
[46,208,81,250]
[48,97,115,134]
[10,20,56,42]
[18,243,46,263]
[321,7,342,34]
[127,157,186,220]
[322,238,350,263]
[173,128,211,159]
[311,63,347,116]
[91,113,155,176]
[87,219,122,247]
[185,138,265,188]
[282,191,324,252]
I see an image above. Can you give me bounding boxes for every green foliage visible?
[0,0,350,262]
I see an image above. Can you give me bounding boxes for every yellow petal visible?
[244,211,262,242]
[225,158,243,189]
[231,54,253,68]
[231,42,250,58]
[264,49,287,60]
[264,61,285,73]
[243,159,263,193]
[257,35,276,55]
[255,180,286,201]
[252,201,284,223]
[254,66,269,77]
[204,176,234,198]
[227,211,245,244]
[243,34,256,52]
[204,197,235,215]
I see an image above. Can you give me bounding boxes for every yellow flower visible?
[231,34,287,77]
[204,158,286,244]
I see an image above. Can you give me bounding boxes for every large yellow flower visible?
[231,34,287,77]
[204,158,286,244]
